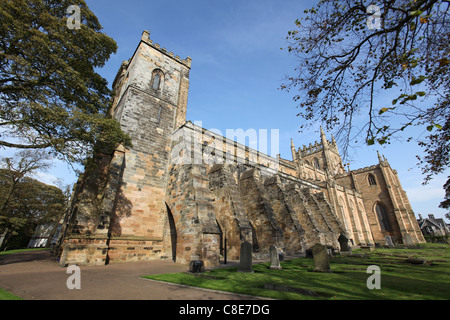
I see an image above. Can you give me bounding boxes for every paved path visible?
[0,250,258,300]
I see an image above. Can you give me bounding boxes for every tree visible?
[0,0,131,165]
[0,150,66,249]
[282,0,449,201]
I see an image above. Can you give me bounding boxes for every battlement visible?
[298,138,338,157]
[141,30,192,68]
[300,141,324,156]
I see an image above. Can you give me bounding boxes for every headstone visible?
[338,234,350,251]
[312,243,330,272]
[189,260,204,273]
[238,241,254,273]
[269,245,282,270]
[385,235,395,247]
[403,233,414,247]
[404,258,426,265]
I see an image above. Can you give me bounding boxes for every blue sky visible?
[4,0,448,219]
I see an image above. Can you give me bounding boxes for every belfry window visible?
[152,73,160,90]
[151,69,164,90]
[368,173,377,186]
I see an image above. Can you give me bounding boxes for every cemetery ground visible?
[143,243,450,300]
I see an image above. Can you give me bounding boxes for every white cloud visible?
[31,171,59,187]
[405,185,445,203]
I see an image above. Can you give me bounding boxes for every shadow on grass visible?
[143,245,450,300]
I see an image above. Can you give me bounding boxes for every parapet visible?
[141,30,192,68]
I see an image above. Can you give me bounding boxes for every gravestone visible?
[385,235,395,247]
[189,260,204,273]
[269,245,282,270]
[238,241,254,273]
[338,234,350,252]
[312,243,330,272]
[403,233,414,247]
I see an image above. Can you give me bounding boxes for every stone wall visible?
[57,30,426,268]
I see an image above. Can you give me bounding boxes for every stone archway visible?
[164,204,177,262]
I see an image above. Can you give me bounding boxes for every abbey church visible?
[57,31,425,267]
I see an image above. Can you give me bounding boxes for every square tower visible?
[108,30,191,239]
[59,31,192,265]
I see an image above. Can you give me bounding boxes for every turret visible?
[291,138,297,161]
[320,126,329,150]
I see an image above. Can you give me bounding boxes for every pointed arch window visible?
[314,158,320,170]
[368,173,377,185]
[375,203,392,231]
[151,69,164,91]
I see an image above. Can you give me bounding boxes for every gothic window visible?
[314,158,320,170]
[368,173,377,186]
[339,197,349,230]
[349,200,355,214]
[375,203,392,231]
[151,69,164,90]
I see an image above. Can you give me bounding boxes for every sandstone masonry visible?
[57,31,425,267]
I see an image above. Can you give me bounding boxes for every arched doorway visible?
[165,204,177,262]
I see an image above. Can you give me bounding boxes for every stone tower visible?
[58,30,192,265]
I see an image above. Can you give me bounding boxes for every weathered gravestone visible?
[269,245,282,270]
[238,241,254,273]
[338,234,350,252]
[312,243,331,272]
[189,260,204,273]
[403,233,414,247]
[385,235,395,247]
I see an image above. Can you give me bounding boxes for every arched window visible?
[339,197,349,230]
[375,203,392,231]
[349,200,355,215]
[368,173,377,185]
[314,158,320,170]
[151,69,164,90]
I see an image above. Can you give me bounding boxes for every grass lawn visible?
[0,288,22,300]
[0,248,49,300]
[143,243,450,300]
[0,248,50,256]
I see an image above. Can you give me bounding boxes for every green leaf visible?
[427,125,434,131]
[410,76,427,86]
[379,107,389,115]
[410,10,423,17]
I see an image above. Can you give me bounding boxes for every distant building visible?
[28,224,62,248]
[417,214,450,239]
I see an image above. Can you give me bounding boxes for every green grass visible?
[143,243,450,300]
[0,288,22,300]
[0,248,50,256]
[0,248,48,300]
